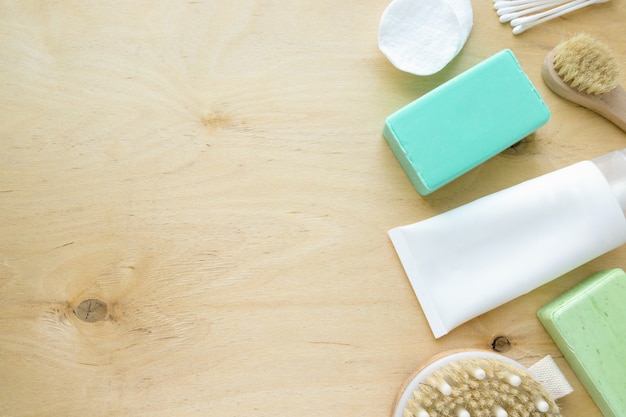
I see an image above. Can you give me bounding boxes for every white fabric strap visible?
[528,355,574,399]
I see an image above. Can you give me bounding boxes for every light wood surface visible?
[1,1,624,416]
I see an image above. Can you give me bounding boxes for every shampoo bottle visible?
[389,149,626,338]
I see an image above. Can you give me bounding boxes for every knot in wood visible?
[491,335,512,352]
[74,298,107,323]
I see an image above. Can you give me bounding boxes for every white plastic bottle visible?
[389,149,626,338]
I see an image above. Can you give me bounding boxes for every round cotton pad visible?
[378,0,473,76]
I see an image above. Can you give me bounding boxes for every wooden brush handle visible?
[542,50,626,133]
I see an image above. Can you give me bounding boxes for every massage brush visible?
[392,350,562,417]
[542,33,626,132]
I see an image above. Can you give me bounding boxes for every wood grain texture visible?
[1,1,624,416]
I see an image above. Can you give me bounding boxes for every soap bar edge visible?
[538,268,624,417]
[383,121,431,195]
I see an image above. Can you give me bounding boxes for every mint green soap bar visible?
[538,269,626,417]
[383,49,550,195]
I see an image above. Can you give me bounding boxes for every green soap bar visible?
[538,268,626,417]
[383,49,550,196]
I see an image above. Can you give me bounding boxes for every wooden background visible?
[1,1,624,416]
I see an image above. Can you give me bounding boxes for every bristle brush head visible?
[553,33,620,95]
[392,350,561,417]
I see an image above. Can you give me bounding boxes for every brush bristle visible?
[404,358,561,417]
[553,33,620,95]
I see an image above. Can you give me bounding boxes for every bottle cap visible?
[592,149,626,215]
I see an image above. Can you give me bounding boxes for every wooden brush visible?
[391,350,561,417]
[542,33,626,132]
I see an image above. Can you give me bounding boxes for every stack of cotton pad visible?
[378,0,473,75]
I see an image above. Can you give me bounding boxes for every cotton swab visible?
[511,0,609,34]
[493,0,609,34]
[498,0,568,22]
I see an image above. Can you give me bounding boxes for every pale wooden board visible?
[1,1,625,416]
